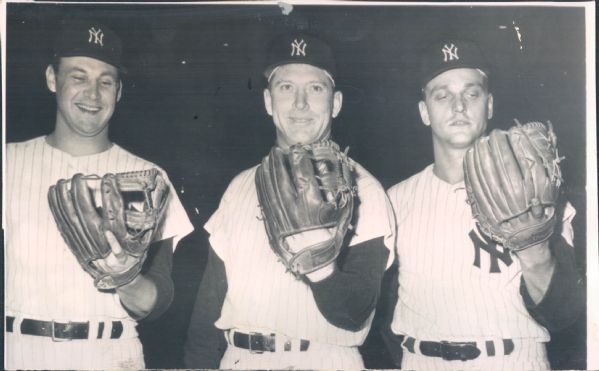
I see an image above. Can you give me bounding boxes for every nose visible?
[293,89,308,110]
[453,95,465,113]
[84,80,100,100]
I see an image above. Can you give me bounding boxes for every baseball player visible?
[385,39,584,369]
[5,20,193,370]
[183,33,396,370]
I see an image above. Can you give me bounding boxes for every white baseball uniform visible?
[204,160,395,370]
[5,136,194,370]
[387,164,576,370]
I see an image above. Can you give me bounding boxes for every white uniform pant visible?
[5,332,145,370]
[220,341,364,370]
[400,338,550,370]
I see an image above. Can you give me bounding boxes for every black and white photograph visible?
[2,1,596,370]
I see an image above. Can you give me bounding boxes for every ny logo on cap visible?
[442,43,459,62]
[88,27,104,46]
[290,39,307,57]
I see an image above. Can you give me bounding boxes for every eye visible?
[72,75,85,82]
[308,83,326,93]
[101,79,115,87]
[434,92,448,101]
[278,83,294,92]
[465,89,481,99]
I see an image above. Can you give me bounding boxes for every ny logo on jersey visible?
[88,27,104,46]
[442,43,459,62]
[291,39,307,57]
[469,228,512,273]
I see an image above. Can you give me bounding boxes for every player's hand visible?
[286,229,336,281]
[286,229,333,253]
[93,230,139,275]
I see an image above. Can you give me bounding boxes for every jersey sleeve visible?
[204,177,239,264]
[138,238,175,321]
[347,163,396,268]
[560,201,576,246]
[153,169,194,250]
[520,201,584,332]
[309,236,390,330]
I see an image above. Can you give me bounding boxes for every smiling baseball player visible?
[5,20,193,369]
[385,39,584,370]
[183,32,396,370]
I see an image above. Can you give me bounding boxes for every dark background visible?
[5,3,588,369]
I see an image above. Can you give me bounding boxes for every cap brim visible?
[421,64,488,89]
[55,50,127,74]
[264,61,336,86]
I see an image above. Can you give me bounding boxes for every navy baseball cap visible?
[264,33,336,85]
[419,39,489,89]
[53,20,126,72]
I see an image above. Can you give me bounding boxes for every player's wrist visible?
[516,240,554,270]
[116,273,158,318]
[305,262,337,282]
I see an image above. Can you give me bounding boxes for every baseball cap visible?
[264,33,336,85]
[53,20,126,72]
[419,39,489,89]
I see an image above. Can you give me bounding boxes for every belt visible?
[6,316,123,341]
[403,336,514,361]
[229,330,310,353]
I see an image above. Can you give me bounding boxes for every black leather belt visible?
[6,316,123,341]
[231,331,310,353]
[403,336,514,361]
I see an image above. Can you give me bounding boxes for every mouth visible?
[75,103,102,114]
[449,119,471,126]
[289,117,314,124]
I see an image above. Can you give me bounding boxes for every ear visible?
[487,93,494,120]
[116,81,122,102]
[46,65,57,93]
[418,100,431,126]
[263,88,272,116]
[332,91,343,118]
[263,88,273,116]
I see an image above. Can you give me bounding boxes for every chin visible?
[290,135,318,146]
[75,123,109,137]
[448,136,477,148]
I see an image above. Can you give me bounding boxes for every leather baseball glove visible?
[48,169,169,289]
[255,140,355,276]
[463,121,563,251]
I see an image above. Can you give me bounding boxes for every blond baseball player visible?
[386,39,584,369]
[183,33,395,369]
[5,20,193,370]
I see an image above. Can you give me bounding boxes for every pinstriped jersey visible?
[5,136,194,322]
[388,164,575,342]
[205,161,395,346]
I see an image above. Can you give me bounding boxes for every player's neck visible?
[432,145,467,184]
[47,127,112,157]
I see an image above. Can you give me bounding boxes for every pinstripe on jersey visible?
[387,164,575,349]
[205,161,395,353]
[5,136,194,369]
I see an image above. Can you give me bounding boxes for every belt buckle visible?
[51,320,72,342]
[440,341,480,361]
[248,332,264,354]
